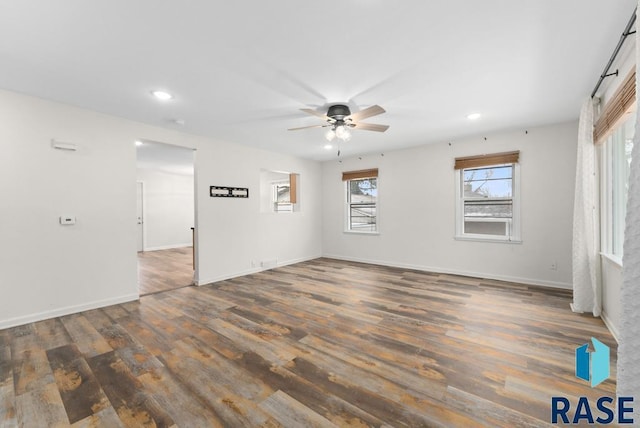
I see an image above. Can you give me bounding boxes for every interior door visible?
[136,182,144,252]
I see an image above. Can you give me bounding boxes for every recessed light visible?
[324,144,333,150]
[151,90,173,101]
[467,113,481,120]
[135,140,143,146]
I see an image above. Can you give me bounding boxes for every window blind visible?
[594,68,636,144]
[289,173,297,204]
[454,151,519,170]
[342,168,379,181]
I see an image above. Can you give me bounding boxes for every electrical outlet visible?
[550,261,557,271]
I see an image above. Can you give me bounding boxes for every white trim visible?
[0,293,139,330]
[455,162,521,242]
[454,236,522,244]
[136,181,145,252]
[192,148,199,285]
[322,254,572,290]
[196,254,321,286]
[343,231,380,236]
[143,243,192,252]
[601,310,620,343]
[345,176,379,234]
[600,252,623,268]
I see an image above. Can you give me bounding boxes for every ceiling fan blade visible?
[300,108,330,121]
[288,124,327,131]
[348,105,386,122]
[353,122,389,132]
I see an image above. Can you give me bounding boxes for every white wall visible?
[322,121,578,288]
[601,256,622,339]
[0,89,323,328]
[136,168,194,250]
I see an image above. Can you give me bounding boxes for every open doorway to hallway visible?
[135,140,196,295]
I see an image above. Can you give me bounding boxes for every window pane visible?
[276,184,290,203]
[275,203,293,212]
[350,178,377,203]
[464,220,508,236]
[463,165,512,181]
[458,163,518,241]
[348,178,377,232]
[350,204,376,231]
[464,200,512,219]
[463,166,512,198]
[612,118,634,256]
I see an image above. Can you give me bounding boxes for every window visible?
[600,114,634,258]
[455,151,520,242]
[343,169,378,233]
[273,182,293,212]
[259,170,299,213]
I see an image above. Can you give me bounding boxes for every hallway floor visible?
[137,247,194,295]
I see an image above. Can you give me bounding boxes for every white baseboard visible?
[601,311,620,343]
[197,254,321,286]
[0,293,139,330]
[322,254,572,290]
[143,243,192,252]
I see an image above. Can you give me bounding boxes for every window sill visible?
[600,252,623,268]
[454,235,522,244]
[343,230,380,236]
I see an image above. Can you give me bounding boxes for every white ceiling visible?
[0,1,636,161]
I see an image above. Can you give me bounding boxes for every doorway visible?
[135,140,196,296]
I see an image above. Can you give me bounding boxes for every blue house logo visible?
[576,338,610,387]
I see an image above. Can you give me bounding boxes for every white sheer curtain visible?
[617,4,640,417]
[571,98,601,316]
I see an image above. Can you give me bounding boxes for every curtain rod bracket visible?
[590,7,637,98]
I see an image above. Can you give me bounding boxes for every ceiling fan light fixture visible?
[325,129,336,141]
[335,125,348,139]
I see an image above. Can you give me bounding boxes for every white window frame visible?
[344,177,379,234]
[455,162,521,243]
[599,114,634,263]
[272,181,293,213]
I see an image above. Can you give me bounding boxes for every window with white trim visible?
[455,152,520,242]
[259,170,299,213]
[273,182,293,212]
[599,114,634,258]
[343,168,378,233]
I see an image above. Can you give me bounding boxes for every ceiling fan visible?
[288,104,389,142]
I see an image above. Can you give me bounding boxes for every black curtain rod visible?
[591,7,637,98]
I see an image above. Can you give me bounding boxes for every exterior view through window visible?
[601,115,634,257]
[347,177,377,232]
[460,164,515,239]
[274,182,292,212]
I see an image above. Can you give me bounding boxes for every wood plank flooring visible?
[137,247,194,295]
[1,258,617,427]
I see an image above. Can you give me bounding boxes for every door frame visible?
[136,181,145,252]
[134,142,199,287]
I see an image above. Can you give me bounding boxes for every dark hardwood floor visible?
[138,247,194,295]
[1,258,616,427]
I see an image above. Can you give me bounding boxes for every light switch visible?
[60,216,76,225]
